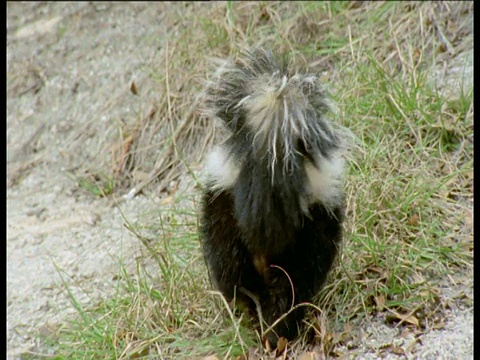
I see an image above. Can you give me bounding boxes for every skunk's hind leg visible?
[200,188,264,313]
[259,203,344,347]
[257,266,306,348]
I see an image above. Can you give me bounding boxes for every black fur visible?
[200,187,344,346]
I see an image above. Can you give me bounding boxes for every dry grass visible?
[45,2,473,359]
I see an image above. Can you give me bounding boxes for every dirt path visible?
[7,3,473,359]
[7,3,171,357]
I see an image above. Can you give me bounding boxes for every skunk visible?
[200,48,347,348]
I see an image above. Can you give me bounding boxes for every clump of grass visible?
[43,193,260,359]
[46,1,472,359]
[74,172,115,197]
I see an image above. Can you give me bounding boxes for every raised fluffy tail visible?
[203,48,341,177]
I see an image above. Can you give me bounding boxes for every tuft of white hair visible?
[204,144,241,191]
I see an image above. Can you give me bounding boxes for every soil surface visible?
[7,3,473,359]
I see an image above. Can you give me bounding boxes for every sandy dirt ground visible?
[7,3,473,359]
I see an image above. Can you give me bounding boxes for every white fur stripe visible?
[305,148,345,208]
[204,145,240,190]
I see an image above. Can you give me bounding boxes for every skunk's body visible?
[200,48,346,347]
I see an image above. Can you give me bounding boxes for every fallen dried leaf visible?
[201,355,220,360]
[298,351,321,360]
[390,346,405,355]
[160,196,174,205]
[386,309,420,327]
[408,213,419,226]
[276,337,288,355]
[374,294,385,312]
[130,80,138,95]
[432,320,446,330]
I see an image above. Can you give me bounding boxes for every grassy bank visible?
[44,2,473,359]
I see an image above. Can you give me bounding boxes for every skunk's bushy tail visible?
[203,48,341,177]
